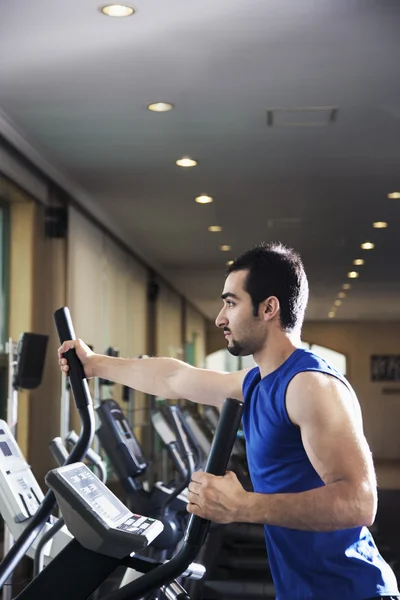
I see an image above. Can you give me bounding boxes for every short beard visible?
[227,340,252,357]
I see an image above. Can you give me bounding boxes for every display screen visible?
[115,418,131,440]
[60,465,130,528]
[0,441,12,457]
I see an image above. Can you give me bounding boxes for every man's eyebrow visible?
[221,292,240,300]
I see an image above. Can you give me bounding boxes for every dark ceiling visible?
[1,0,400,320]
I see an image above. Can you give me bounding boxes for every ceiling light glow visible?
[353,259,364,266]
[334,300,342,307]
[342,283,351,290]
[373,221,388,228]
[226,260,234,266]
[338,292,346,299]
[101,4,135,17]
[147,102,174,112]
[220,245,231,252]
[195,195,213,204]
[328,311,335,318]
[208,225,222,232]
[388,192,400,199]
[176,157,197,168]
[348,271,359,279]
[360,242,375,250]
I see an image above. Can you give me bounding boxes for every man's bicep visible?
[287,373,375,486]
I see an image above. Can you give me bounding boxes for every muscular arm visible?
[89,352,247,408]
[188,372,377,530]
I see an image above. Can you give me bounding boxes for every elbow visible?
[356,484,377,528]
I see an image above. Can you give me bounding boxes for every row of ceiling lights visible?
[145,102,233,258]
[97,7,233,258]
[96,5,400,276]
[327,213,397,319]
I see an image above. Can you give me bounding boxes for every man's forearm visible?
[88,354,234,408]
[90,354,182,399]
[238,481,376,531]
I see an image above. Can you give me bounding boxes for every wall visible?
[4,183,220,485]
[186,304,206,367]
[9,200,36,456]
[30,203,67,484]
[67,206,149,437]
[302,321,400,488]
[156,282,183,359]
[6,191,66,487]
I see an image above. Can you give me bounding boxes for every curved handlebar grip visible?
[185,397,243,545]
[54,306,77,344]
[66,430,103,467]
[170,406,202,469]
[54,307,90,409]
[169,408,193,461]
[49,437,69,466]
[203,398,243,475]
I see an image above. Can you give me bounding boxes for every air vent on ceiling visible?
[267,217,302,228]
[266,106,338,127]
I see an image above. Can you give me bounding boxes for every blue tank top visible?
[242,348,399,600]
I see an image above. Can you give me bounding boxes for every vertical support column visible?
[3,338,17,600]
[145,272,159,484]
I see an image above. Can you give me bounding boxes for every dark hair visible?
[226,242,309,332]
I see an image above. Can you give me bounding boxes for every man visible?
[58,242,399,600]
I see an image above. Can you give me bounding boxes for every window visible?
[299,341,346,375]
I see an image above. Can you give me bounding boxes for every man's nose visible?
[215,309,227,328]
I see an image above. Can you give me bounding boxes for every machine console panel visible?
[96,400,147,477]
[46,463,163,556]
[0,420,43,521]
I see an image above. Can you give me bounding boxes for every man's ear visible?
[260,296,280,321]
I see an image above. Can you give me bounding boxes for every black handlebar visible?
[54,307,90,409]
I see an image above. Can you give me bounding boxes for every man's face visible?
[215,270,266,357]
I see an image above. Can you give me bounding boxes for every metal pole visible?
[60,376,71,442]
[3,338,17,600]
[93,377,101,455]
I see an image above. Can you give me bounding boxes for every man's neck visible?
[254,331,301,379]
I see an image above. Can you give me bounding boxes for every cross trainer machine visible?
[0,308,209,599]
[15,395,244,600]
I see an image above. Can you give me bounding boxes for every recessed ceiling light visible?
[334,300,342,307]
[208,225,222,232]
[101,4,135,17]
[373,221,388,229]
[342,283,351,290]
[348,271,359,279]
[388,192,400,199]
[353,259,365,266]
[328,311,335,319]
[176,157,197,168]
[220,245,231,252]
[338,292,346,299]
[195,195,213,204]
[147,102,174,112]
[360,242,375,250]
[226,260,234,266]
